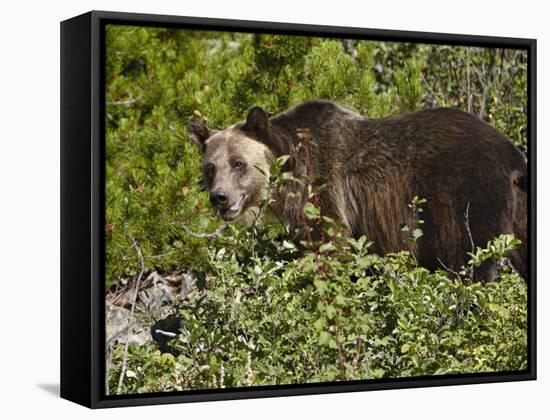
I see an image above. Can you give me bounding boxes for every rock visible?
[105,301,149,347]
[105,270,199,350]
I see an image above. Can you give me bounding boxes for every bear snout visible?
[210,189,229,206]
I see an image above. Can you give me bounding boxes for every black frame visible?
[60,10,537,409]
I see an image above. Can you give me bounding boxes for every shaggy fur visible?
[189,100,527,282]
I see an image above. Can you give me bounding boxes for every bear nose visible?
[211,190,228,205]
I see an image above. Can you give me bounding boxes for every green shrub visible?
[108,188,527,393]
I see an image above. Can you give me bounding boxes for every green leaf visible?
[314,318,325,331]
[412,228,424,239]
[319,242,335,253]
[318,331,331,346]
[209,355,218,368]
[325,305,337,319]
[303,202,320,219]
[282,240,296,250]
[275,155,290,168]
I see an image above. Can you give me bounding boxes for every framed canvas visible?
[60,10,536,408]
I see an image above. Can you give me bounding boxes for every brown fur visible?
[188,100,527,282]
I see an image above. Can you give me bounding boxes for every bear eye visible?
[233,160,246,170]
[203,163,215,175]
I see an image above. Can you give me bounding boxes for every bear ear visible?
[243,106,270,138]
[187,119,213,153]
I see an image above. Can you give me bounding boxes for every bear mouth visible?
[219,194,247,221]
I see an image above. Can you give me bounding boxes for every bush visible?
[108,187,527,393]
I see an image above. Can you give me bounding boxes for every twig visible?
[464,202,475,254]
[268,195,291,235]
[423,313,440,327]
[420,72,438,107]
[107,96,142,106]
[337,342,346,381]
[105,345,113,396]
[437,257,461,279]
[148,250,176,259]
[363,352,372,379]
[180,222,227,238]
[464,202,476,281]
[479,49,496,119]
[116,237,145,395]
[466,49,472,114]
[351,337,363,373]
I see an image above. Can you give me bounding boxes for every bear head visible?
[188,107,275,222]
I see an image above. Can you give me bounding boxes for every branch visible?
[464,202,475,254]
[180,222,227,238]
[351,337,363,373]
[437,257,461,279]
[463,202,476,281]
[466,49,472,114]
[105,345,113,396]
[107,96,142,106]
[116,237,145,395]
[479,49,496,119]
[437,202,475,278]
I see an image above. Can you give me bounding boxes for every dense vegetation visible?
[105,25,528,395]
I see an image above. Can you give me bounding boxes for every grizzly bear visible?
[188,100,527,282]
